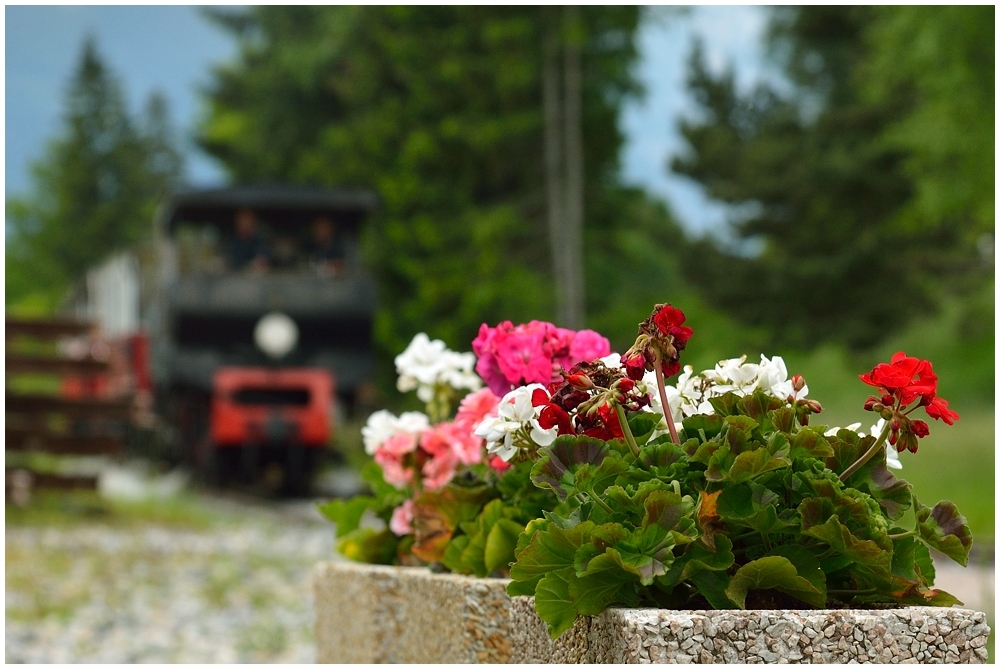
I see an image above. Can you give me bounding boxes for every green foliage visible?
[6,38,182,311]
[672,7,992,351]
[195,7,701,386]
[506,389,971,638]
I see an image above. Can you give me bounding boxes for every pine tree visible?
[6,38,183,311]
[671,7,989,350]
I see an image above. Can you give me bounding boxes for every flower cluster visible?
[472,321,611,397]
[324,302,970,639]
[394,333,481,406]
[364,387,501,498]
[622,303,694,380]
[860,351,960,453]
[476,360,650,462]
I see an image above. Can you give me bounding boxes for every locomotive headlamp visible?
[254,312,299,359]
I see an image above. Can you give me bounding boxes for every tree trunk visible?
[561,5,585,330]
[542,27,566,327]
[544,7,586,330]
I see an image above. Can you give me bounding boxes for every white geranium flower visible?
[599,352,622,369]
[703,355,760,397]
[824,422,863,438]
[361,410,430,455]
[474,384,556,461]
[395,333,481,400]
[756,354,789,393]
[362,410,399,455]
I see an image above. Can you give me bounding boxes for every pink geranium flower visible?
[421,420,483,467]
[422,449,459,491]
[378,431,420,456]
[473,321,514,396]
[389,499,415,536]
[373,449,413,488]
[569,330,611,367]
[455,388,501,431]
[495,326,552,386]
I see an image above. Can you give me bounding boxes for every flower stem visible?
[582,483,615,515]
[839,419,892,482]
[654,364,680,444]
[888,530,917,540]
[614,403,641,458]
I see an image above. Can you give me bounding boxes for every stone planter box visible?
[314,561,989,663]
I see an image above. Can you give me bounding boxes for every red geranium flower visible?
[537,403,575,436]
[652,304,693,349]
[925,396,960,425]
[859,351,938,406]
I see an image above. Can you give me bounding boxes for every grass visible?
[5,490,229,531]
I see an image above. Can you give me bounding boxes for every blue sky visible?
[5,6,777,236]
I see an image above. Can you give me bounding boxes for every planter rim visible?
[317,560,980,615]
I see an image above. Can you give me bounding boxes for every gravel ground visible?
[5,495,338,663]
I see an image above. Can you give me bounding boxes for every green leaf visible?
[728,447,789,483]
[824,431,872,474]
[568,551,641,614]
[616,526,676,585]
[723,415,759,453]
[638,440,686,469]
[890,535,936,586]
[914,499,973,566]
[442,534,472,574]
[845,446,912,520]
[726,556,826,608]
[642,489,688,531]
[738,391,784,423]
[672,534,735,583]
[681,414,725,440]
[802,515,892,571]
[689,570,736,608]
[574,456,630,497]
[531,436,613,499]
[534,568,578,639]
[485,518,523,574]
[316,495,375,536]
[707,392,742,417]
[461,528,490,576]
[336,528,399,565]
[766,544,826,603]
[769,407,796,433]
[509,521,592,582]
[627,412,661,445]
[789,428,834,460]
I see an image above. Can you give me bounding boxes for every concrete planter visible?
[314,561,989,663]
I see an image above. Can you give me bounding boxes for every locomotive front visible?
[152,186,378,493]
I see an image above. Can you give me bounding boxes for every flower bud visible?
[615,378,636,393]
[881,394,894,406]
[792,375,806,393]
[804,399,822,414]
[864,396,879,411]
[911,419,930,438]
[622,352,647,381]
[566,373,596,391]
[880,408,893,420]
[890,417,901,432]
[888,431,898,446]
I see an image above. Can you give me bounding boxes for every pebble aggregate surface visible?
[5,496,336,663]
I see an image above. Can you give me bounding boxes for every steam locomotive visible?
[75,185,380,494]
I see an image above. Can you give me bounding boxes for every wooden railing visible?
[6,317,133,502]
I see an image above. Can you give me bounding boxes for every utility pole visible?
[543,7,586,330]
